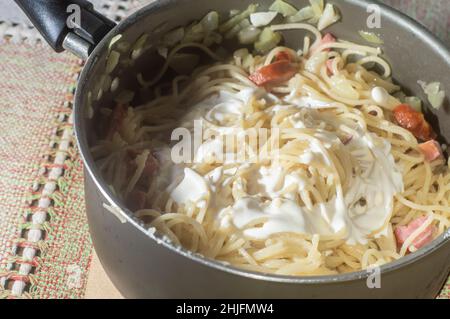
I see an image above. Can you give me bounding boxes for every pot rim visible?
[74,0,450,284]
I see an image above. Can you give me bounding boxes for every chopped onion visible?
[169,53,200,74]
[183,22,205,43]
[242,54,255,70]
[317,3,340,31]
[225,19,251,39]
[238,26,261,44]
[250,12,278,27]
[179,11,220,45]
[419,81,446,109]
[108,34,122,51]
[428,91,445,110]
[201,11,220,32]
[420,81,439,95]
[111,77,120,92]
[310,0,324,16]
[220,4,258,33]
[234,48,249,65]
[359,30,384,44]
[269,0,298,17]
[157,46,169,58]
[162,27,185,47]
[287,6,315,23]
[203,32,223,46]
[330,74,360,100]
[254,27,282,53]
[234,48,249,59]
[404,96,422,112]
[229,9,240,17]
[131,34,149,60]
[106,50,120,74]
[305,51,327,74]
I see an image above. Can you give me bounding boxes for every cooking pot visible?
[15,0,450,298]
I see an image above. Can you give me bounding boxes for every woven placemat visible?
[0,0,142,299]
[0,0,448,299]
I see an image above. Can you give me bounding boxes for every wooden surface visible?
[84,251,123,299]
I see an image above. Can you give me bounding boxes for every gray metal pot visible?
[16,0,450,298]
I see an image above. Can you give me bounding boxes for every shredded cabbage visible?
[359,31,384,44]
[106,50,120,74]
[317,3,340,30]
[405,96,422,112]
[287,6,315,23]
[201,11,220,32]
[330,74,360,99]
[220,4,258,33]
[108,34,122,51]
[242,54,255,70]
[250,12,278,27]
[234,48,250,58]
[308,0,324,23]
[419,81,446,110]
[269,0,298,17]
[305,51,327,74]
[238,26,262,44]
[203,32,223,46]
[255,27,282,53]
[183,22,205,43]
[131,34,149,60]
[177,11,221,45]
[225,19,251,39]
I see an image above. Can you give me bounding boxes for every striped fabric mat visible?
[0,0,448,299]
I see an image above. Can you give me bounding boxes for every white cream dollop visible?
[170,168,209,205]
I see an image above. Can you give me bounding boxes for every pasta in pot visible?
[92,1,450,276]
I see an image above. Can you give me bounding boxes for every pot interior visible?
[75,0,450,279]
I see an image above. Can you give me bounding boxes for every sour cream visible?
[167,89,404,244]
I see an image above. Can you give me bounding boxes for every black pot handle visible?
[14,0,116,58]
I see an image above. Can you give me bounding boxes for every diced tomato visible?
[249,60,298,87]
[310,33,336,54]
[107,103,127,139]
[141,153,159,182]
[275,51,292,62]
[394,216,436,252]
[393,104,436,141]
[126,189,147,212]
[418,140,443,162]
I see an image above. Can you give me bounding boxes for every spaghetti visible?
[92,5,450,276]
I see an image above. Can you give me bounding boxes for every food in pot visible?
[91,0,449,276]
